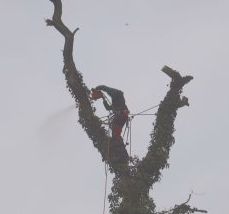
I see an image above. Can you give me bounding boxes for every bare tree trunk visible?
[46,1,207,213]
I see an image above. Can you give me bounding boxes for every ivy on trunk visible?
[46,1,207,213]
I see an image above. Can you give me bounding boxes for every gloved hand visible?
[90,88,104,100]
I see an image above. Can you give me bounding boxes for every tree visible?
[46,0,207,213]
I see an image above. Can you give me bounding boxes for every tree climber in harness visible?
[91,85,129,143]
[91,85,130,163]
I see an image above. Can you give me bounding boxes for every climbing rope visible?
[101,103,159,158]
[130,104,159,117]
[102,113,112,214]
[103,163,108,214]
[125,104,159,157]
[129,117,132,157]
[101,104,159,213]
[122,116,132,157]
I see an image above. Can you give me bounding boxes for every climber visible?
[91,85,129,142]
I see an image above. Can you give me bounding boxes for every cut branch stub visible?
[162,65,193,88]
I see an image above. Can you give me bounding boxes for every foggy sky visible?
[0,0,228,213]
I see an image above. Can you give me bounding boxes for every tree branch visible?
[156,194,207,214]
[136,66,193,189]
[46,0,129,175]
[108,66,194,214]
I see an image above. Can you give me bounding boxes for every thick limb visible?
[136,66,193,190]
[46,0,129,175]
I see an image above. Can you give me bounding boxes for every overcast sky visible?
[0,0,228,213]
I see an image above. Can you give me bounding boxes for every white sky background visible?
[0,0,228,213]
